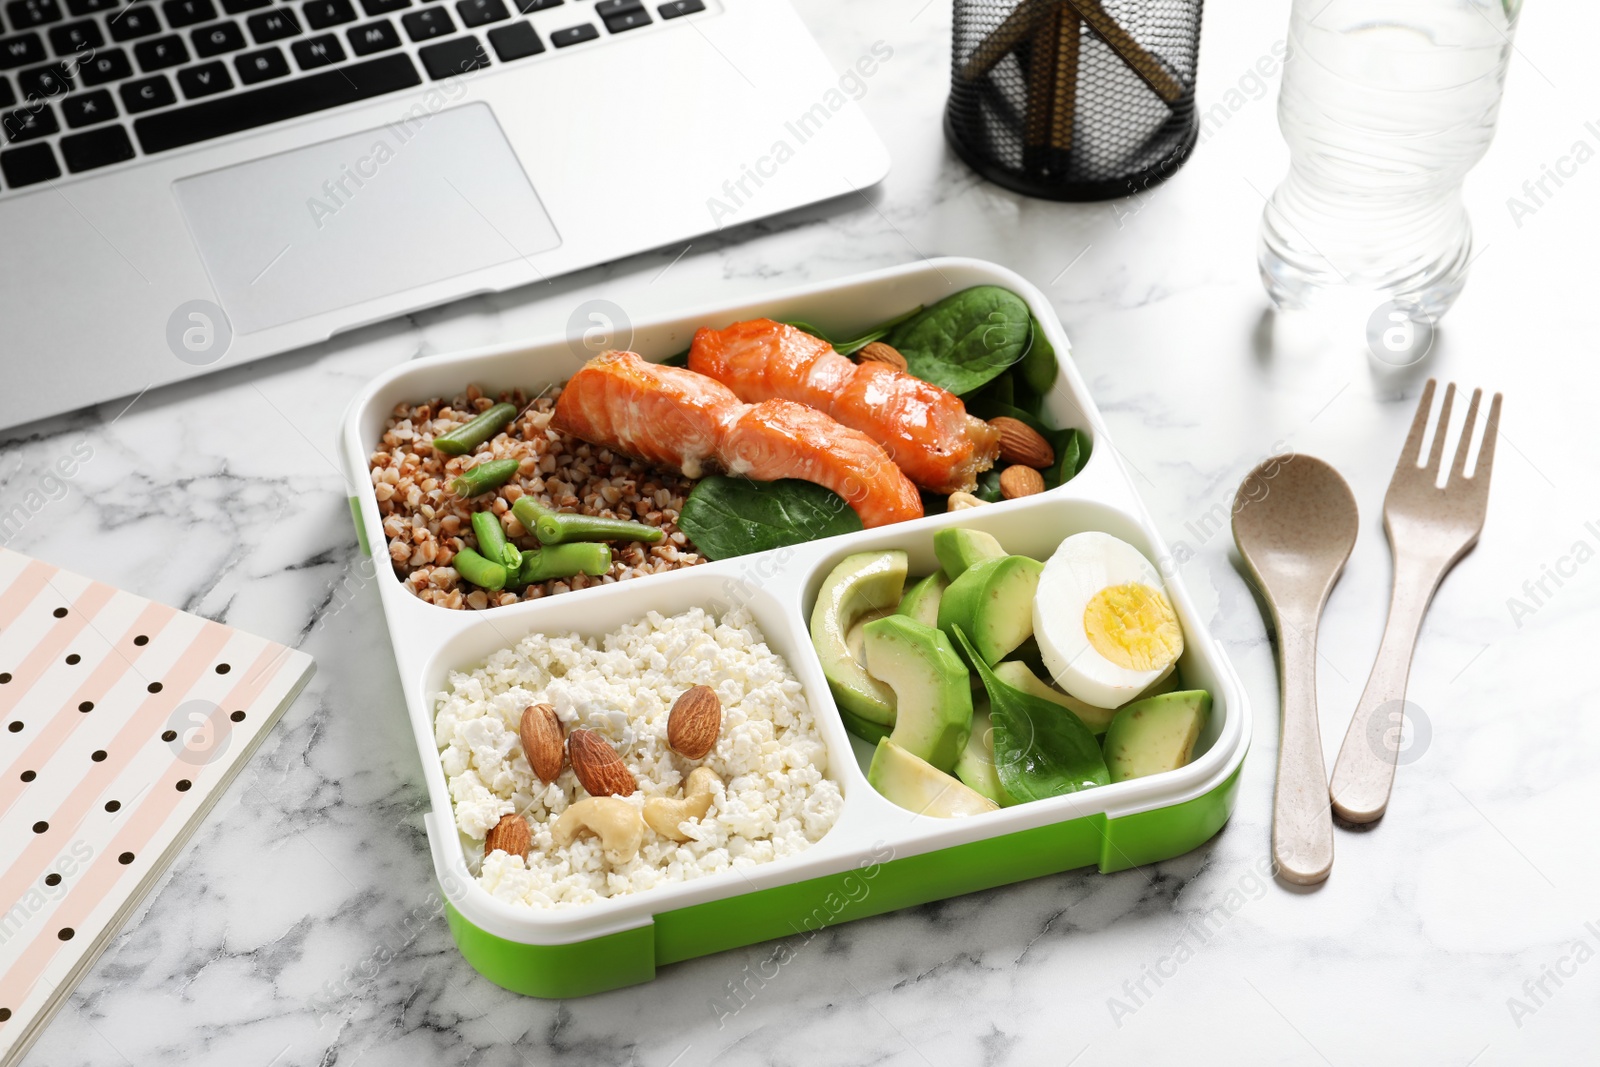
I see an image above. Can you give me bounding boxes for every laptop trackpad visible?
[173,102,560,335]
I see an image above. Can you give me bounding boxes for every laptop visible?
[0,0,890,429]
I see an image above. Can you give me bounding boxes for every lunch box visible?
[337,257,1251,998]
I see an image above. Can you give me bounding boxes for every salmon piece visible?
[689,318,1001,494]
[551,352,923,529]
[550,350,739,478]
[720,400,924,528]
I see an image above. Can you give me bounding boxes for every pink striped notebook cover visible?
[0,548,315,1067]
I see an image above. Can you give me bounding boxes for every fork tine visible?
[1425,382,1456,473]
[1472,392,1503,484]
[1400,379,1437,469]
[1449,388,1483,482]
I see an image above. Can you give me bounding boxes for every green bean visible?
[510,495,553,536]
[519,543,612,583]
[536,512,665,545]
[512,494,663,545]
[470,511,511,568]
[452,548,507,591]
[433,402,518,456]
[450,458,520,497]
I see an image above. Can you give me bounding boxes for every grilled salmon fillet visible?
[688,318,1001,494]
[551,351,923,528]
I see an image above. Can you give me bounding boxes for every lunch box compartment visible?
[338,258,1251,998]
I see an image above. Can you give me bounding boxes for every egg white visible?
[1032,531,1183,709]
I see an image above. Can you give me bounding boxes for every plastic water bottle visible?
[1259,0,1520,319]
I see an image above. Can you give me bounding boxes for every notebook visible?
[0,548,315,1067]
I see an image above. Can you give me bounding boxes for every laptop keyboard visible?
[0,0,706,191]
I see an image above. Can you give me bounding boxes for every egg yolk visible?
[1083,582,1183,671]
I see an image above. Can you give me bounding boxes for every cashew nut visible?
[643,767,720,842]
[551,797,644,865]
[947,491,987,511]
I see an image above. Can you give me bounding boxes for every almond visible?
[991,417,1055,468]
[856,341,908,372]
[667,684,721,760]
[566,729,637,797]
[520,703,565,784]
[1000,464,1046,499]
[484,812,531,860]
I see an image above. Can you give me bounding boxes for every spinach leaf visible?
[885,286,1032,396]
[781,306,925,356]
[952,627,1109,801]
[678,476,863,560]
[973,467,1005,503]
[830,304,925,356]
[659,348,690,367]
[1018,316,1060,396]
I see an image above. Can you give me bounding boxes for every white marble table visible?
[9,0,1598,1063]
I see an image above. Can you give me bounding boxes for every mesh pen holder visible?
[945,0,1203,201]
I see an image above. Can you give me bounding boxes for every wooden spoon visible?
[1232,454,1359,885]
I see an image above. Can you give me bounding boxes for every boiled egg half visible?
[1033,531,1184,709]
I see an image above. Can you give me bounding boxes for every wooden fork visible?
[1328,380,1502,823]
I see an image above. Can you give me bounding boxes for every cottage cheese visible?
[434,606,843,908]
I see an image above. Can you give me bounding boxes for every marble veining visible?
[5,0,1597,1063]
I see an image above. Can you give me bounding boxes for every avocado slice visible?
[992,660,1178,735]
[936,555,1043,665]
[933,527,1006,579]
[954,705,1015,807]
[897,572,948,628]
[1104,690,1211,783]
[863,615,973,772]
[868,737,998,817]
[810,550,907,729]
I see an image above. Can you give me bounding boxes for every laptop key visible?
[6,0,63,28]
[134,34,189,71]
[48,18,102,54]
[602,9,647,32]
[0,141,59,185]
[485,18,538,60]
[59,123,133,171]
[235,44,287,82]
[176,56,230,95]
[417,33,482,77]
[0,33,46,69]
[359,0,408,14]
[303,0,355,29]
[65,0,118,13]
[219,0,270,13]
[346,17,397,53]
[247,9,301,43]
[515,0,559,11]
[107,6,162,41]
[62,86,114,125]
[290,32,342,68]
[0,76,13,106]
[78,45,131,83]
[134,51,420,152]
[191,20,243,55]
[17,60,70,97]
[161,0,216,28]
[657,0,703,17]
[548,23,595,46]
[455,0,506,27]
[119,72,174,112]
[400,7,450,41]
[3,101,57,138]
[593,0,639,16]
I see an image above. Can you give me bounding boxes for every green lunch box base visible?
[447,763,1242,999]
